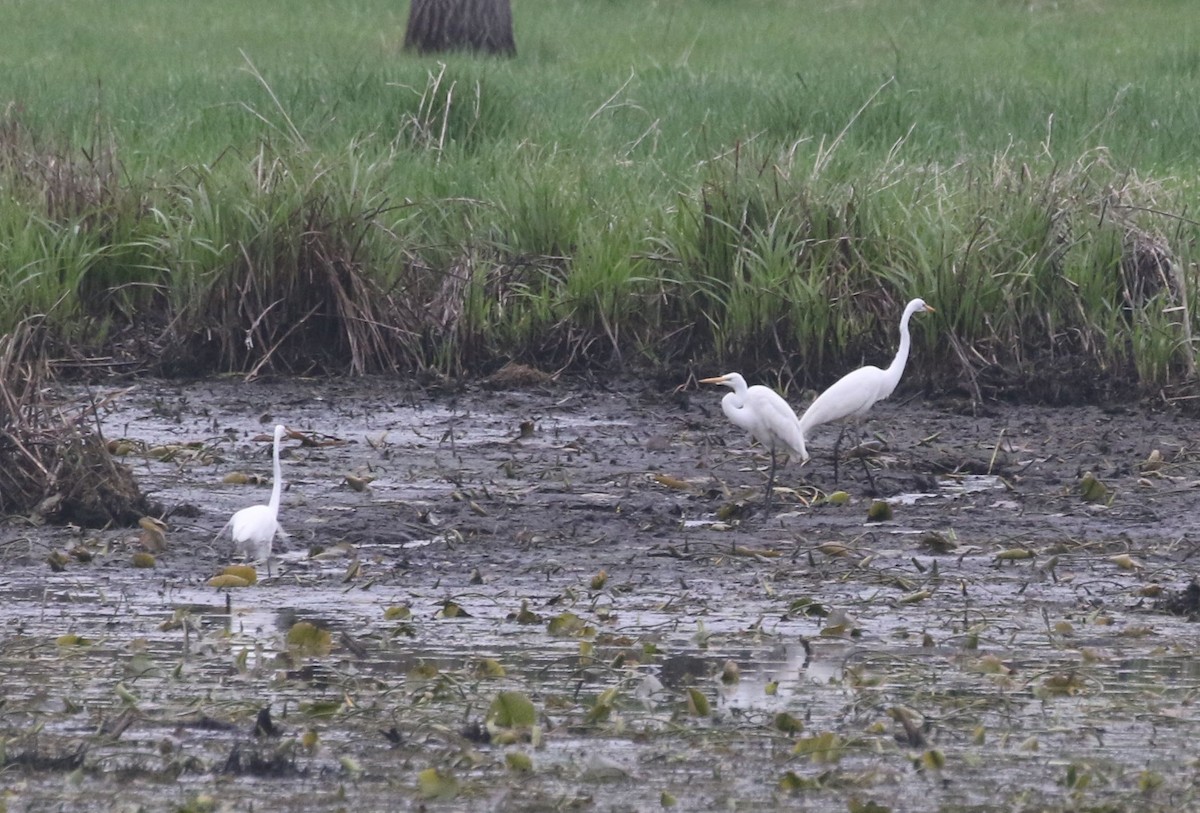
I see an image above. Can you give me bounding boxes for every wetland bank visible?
[6,1,1200,809]
[4,375,1200,812]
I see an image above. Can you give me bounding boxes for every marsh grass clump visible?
[392,62,512,154]
[2,1,1200,397]
[0,321,150,526]
[2,126,1195,396]
[165,187,406,377]
[0,109,124,226]
[0,110,162,343]
[676,144,1197,400]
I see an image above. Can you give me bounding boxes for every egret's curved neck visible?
[268,432,283,512]
[884,303,919,384]
[727,376,749,404]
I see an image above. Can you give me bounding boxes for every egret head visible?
[699,373,746,391]
[909,298,935,314]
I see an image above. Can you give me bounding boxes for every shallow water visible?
[2,378,1199,811]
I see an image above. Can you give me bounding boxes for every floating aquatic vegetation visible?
[866,500,893,522]
[1079,471,1113,504]
[286,621,332,658]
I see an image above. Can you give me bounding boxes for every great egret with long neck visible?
[216,424,288,575]
[700,372,808,510]
[798,298,934,484]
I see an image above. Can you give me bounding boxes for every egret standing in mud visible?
[700,373,808,511]
[216,424,288,576]
[798,298,934,486]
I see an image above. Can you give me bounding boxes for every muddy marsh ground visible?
[3,377,1200,811]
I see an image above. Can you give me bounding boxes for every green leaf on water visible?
[286,621,332,657]
[124,652,159,679]
[866,500,893,522]
[1079,471,1112,504]
[1063,762,1091,791]
[848,799,892,813]
[175,793,217,813]
[46,550,70,572]
[302,700,342,718]
[773,712,803,734]
[779,770,822,792]
[1138,769,1164,794]
[417,767,459,800]
[1037,672,1084,698]
[221,564,258,584]
[779,771,804,792]
[919,531,957,553]
[685,687,710,717]
[488,691,536,728]
[410,661,439,679]
[473,658,506,679]
[339,755,362,778]
[513,599,541,624]
[547,611,589,637]
[974,655,1011,675]
[438,599,471,619]
[786,597,830,618]
[585,687,617,724]
[383,605,411,620]
[505,750,533,772]
[207,574,249,588]
[921,749,946,770]
[793,731,843,764]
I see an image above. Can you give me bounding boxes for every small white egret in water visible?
[216,424,288,575]
[798,298,934,485]
[700,373,808,510]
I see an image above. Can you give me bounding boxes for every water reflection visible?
[891,474,1005,506]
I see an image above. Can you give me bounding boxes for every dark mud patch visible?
[3,377,1200,811]
[1159,581,1200,619]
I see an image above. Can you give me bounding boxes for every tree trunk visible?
[404,0,516,57]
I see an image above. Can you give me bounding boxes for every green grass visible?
[1,0,1199,395]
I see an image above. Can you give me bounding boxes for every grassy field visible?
[2,0,1199,395]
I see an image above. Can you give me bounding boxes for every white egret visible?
[700,373,808,510]
[798,298,934,485]
[216,424,288,576]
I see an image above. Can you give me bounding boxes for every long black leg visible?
[859,455,877,493]
[764,448,777,512]
[832,425,848,484]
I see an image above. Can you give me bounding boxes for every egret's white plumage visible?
[700,372,807,508]
[216,424,288,574]
[798,298,934,479]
